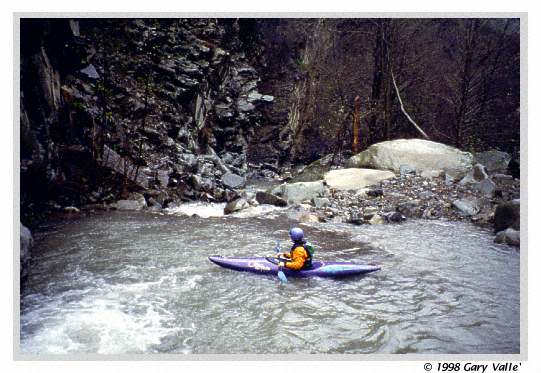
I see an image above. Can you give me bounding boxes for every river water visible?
[20,204,520,354]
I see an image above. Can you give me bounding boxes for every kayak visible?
[208,255,381,278]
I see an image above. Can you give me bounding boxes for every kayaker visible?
[276,227,314,271]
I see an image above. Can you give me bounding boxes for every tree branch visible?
[390,69,430,140]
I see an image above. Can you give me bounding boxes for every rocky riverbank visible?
[55,143,520,248]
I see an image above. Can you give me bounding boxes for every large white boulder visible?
[270,181,327,204]
[346,139,474,176]
[324,168,395,191]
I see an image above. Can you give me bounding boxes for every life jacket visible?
[290,240,314,270]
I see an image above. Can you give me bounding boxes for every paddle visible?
[275,240,288,283]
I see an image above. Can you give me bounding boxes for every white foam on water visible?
[165,202,226,218]
[164,201,287,219]
[21,299,177,354]
[20,277,183,354]
[229,204,286,218]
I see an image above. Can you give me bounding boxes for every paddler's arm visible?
[284,247,308,270]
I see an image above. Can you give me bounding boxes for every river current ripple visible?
[20,205,520,354]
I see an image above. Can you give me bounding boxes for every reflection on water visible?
[20,207,520,354]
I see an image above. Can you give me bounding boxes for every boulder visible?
[366,188,384,197]
[80,64,100,79]
[116,193,147,211]
[313,197,331,208]
[291,154,333,182]
[270,181,326,204]
[459,164,489,184]
[323,168,395,191]
[508,158,520,179]
[224,198,250,214]
[494,200,520,233]
[452,198,480,216]
[476,178,496,196]
[422,206,443,219]
[368,214,385,225]
[346,139,473,175]
[255,191,287,207]
[20,223,33,280]
[347,212,365,225]
[474,150,511,173]
[397,200,422,218]
[222,172,246,189]
[494,228,520,247]
[383,212,407,223]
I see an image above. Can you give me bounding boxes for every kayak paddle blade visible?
[277,269,288,283]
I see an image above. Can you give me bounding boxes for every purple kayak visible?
[208,256,381,278]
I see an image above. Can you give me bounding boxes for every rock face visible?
[270,181,327,204]
[346,139,474,176]
[494,200,520,232]
[474,150,511,173]
[20,19,272,222]
[324,168,395,191]
[20,224,33,281]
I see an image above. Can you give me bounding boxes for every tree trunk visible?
[352,96,361,153]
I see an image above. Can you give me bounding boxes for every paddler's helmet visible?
[289,227,304,242]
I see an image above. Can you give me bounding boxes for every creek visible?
[20,204,520,354]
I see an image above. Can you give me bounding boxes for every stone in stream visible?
[116,193,147,211]
[368,214,385,225]
[422,206,443,220]
[494,200,520,233]
[397,200,422,218]
[324,168,395,191]
[347,212,364,225]
[345,139,474,175]
[270,180,326,204]
[383,211,407,223]
[494,228,520,247]
[224,197,250,214]
[20,223,33,281]
[452,198,480,216]
[255,191,287,207]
